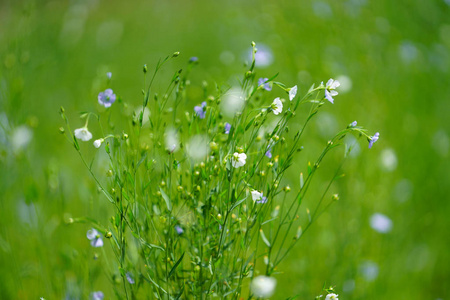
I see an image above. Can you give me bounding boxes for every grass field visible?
[1,0,449,299]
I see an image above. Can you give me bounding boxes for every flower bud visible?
[105,231,112,238]
[210,142,218,152]
[143,64,148,73]
[172,51,180,57]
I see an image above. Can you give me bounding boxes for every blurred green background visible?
[1,0,449,299]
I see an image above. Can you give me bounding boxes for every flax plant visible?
[60,42,378,299]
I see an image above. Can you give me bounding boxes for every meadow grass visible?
[1,1,449,299]
[58,43,377,299]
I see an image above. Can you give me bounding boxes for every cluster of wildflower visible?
[316,286,339,300]
[60,43,378,298]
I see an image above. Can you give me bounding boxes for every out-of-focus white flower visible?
[74,127,92,141]
[370,213,393,233]
[135,106,150,125]
[186,135,209,161]
[289,85,297,101]
[325,293,339,300]
[12,125,33,151]
[221,87,245,118]
[165,128,179,153]
[271,98,283,115]
[336,75,352,93]
[380,148,398,172]
[93,139,103,148]
[251,190,263,202]
[231,152,247,168]
[324,78,340,103]
[251,275,277,298]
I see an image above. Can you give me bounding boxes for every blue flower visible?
[90,291,104,300]
[126,272,135,284]
[98,89,116,108]
[87,228,103,248]
[368,132,380,149]
[258,78,272,91]
[189,57,198,63]
[257,195,268,204]
[265,148,272,159]
[224,122,231,134]
[194,101,207,119]
[175,225,184,235]
[106,72,112,79]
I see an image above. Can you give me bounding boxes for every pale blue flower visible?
[90,291,104,300]
[258,78,272,91]
[126,272,135,284]
[106,72,112,79]
[194,101,207,119]
[224,122,231,134]
[87,228,103,248]
[98,89,116,108]
[175,225,184,235]
[351,120,357,127]
[368,132,379,149]
[324,79,340,103]
[265,148,272,159]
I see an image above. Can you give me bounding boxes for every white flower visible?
[251,190,263,202]
[325,293,339,300]
[289,85,297,101]
[370,213,393,233]
[93,139,103,148]
[231,152,247,168]
[271,97,283,115]
[324,78,340,103]
[74,127,93,141]
[251,275,277,298]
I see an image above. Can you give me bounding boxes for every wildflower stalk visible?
[62,45,378,299]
